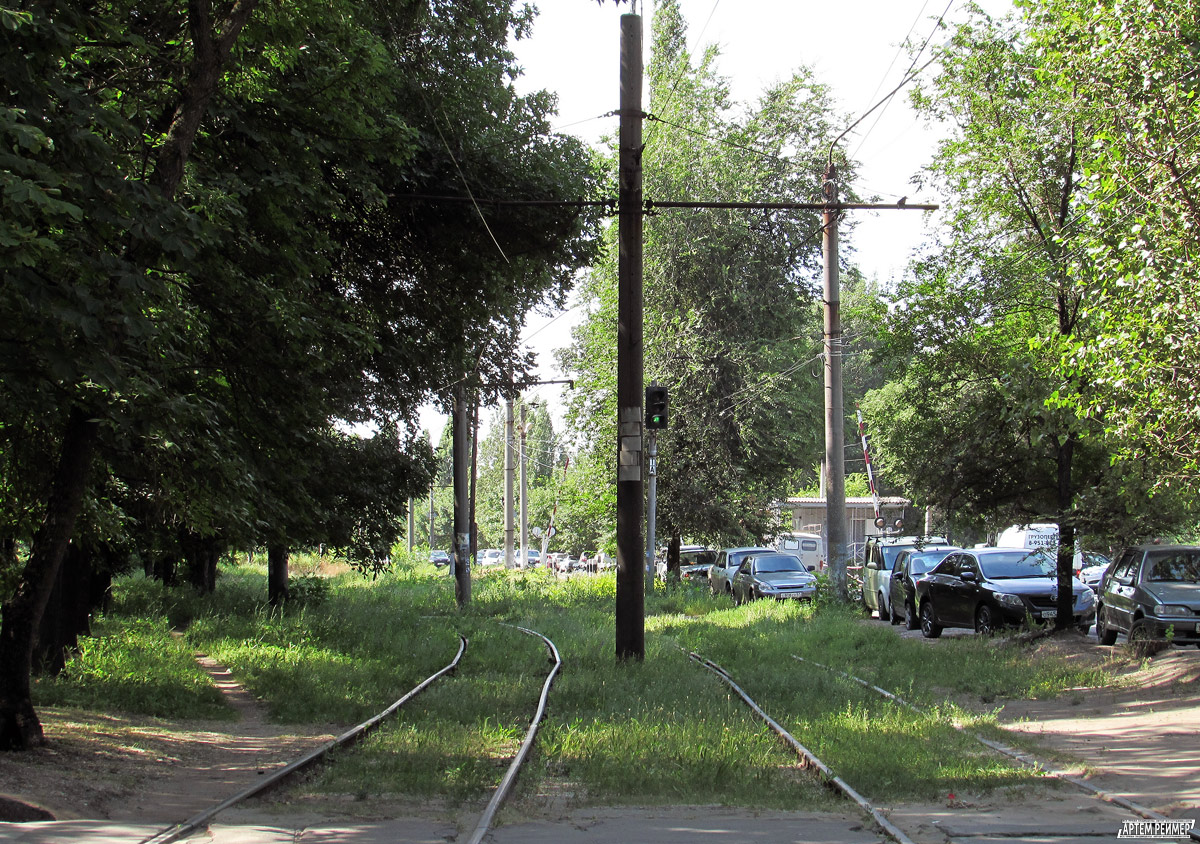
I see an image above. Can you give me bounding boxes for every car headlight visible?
[1153,604,1191,618]
[1076,589,1095,609]
[994,592,1024,608]
[757,583,777,593]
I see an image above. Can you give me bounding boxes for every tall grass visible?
[39,559,1116,809]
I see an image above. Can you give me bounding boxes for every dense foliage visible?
[1,0,598,748]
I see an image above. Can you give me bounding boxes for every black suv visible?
[1096,545,1200,646]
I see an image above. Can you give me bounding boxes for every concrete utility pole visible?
[407,498,414,554]
[823,163,848,602]
[615,11,645,660]
[520,402,529,571]
[504,394,515,568]
[452,383,471,606]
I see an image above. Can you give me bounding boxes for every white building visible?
[780,496,913,563]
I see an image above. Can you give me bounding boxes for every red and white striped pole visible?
[856,409,884,530]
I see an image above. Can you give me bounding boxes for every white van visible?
[996,523,1059,551]
[774,532,824,571]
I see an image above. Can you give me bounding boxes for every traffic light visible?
[646,384,669,429]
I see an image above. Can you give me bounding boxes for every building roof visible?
[784,496,910,507]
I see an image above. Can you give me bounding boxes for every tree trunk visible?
[267,544,288,609]
[34,543,95,677]
[0,408,99,750]
[183,532,222,594]
[667,532,681,577]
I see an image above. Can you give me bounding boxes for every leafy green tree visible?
[559,0,845,566]
[862,6,1193,625]
[1,0,597,749]
[1020,0,1200,481]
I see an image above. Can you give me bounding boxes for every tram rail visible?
[791,653,1200,842]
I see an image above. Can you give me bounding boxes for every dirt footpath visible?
[996,643,1200,819]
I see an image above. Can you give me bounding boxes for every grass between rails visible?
[35,560,1118,811]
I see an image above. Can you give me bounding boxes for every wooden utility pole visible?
[823,163,848,602]
[615,11,645,660]
[452,383,471,606]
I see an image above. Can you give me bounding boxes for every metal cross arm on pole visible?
[644,200,938,212]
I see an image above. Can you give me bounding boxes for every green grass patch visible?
[47,561,1118,808]
[33,615,232,719]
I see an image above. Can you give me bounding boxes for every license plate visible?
[1042,609,1057,619]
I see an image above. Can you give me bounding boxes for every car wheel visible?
[974,605,996,636]
[1096,607,1118,645]
[1129,619,1151,643]
[904,601,919,631]
[878,593,889,622]
[920,602,943,639]
[888,599,901,625]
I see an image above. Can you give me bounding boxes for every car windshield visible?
[752,555,805,574]
[681,550,717,566]
[1146,550,1200,583]
[979,550,1055,579]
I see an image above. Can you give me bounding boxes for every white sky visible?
[420,0,1011,442]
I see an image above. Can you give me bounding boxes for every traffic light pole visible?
[645,429,657,593]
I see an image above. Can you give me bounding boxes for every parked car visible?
[914,547,1095,638]
[731,553,817,603]
[678,546,718,582]
[1075,550,1112,591]
[862,535,949,622]
[480,549,502,568]
[888,545,961,629]
[430,549,451,567]
[1096,545,1200,646]
[709,546,774,597]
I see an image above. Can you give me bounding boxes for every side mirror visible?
[961,570,977,582]
[807,565,816,572]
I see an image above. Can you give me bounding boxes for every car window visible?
[801,539,819,552]
[1146,550,1200,583]
[934,554,960,576]
[978,550,1055,579]
[892,551,910,573]
[1110,550,1138,581]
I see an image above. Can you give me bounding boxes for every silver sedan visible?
[731,553,818,603]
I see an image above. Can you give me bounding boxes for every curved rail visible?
[791,654,1200,841]
[687,650,918,844]
[462,624,562,844]
[139,635,468,844]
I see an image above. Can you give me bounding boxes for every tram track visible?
[136,625,561,844]
[790,653,1200,842]
[690,647,1200,844]
[686,649,918,844]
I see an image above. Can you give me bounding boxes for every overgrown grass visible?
[32,615,232,719]
[38,560,1119,809]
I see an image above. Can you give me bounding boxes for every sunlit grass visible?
[33,616,232,719]
[43,559,1118,808]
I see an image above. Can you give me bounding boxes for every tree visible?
[559,0,844,567]
[1018,0,1200,482]
[1,0,598,749]
[861,6,1193,628]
